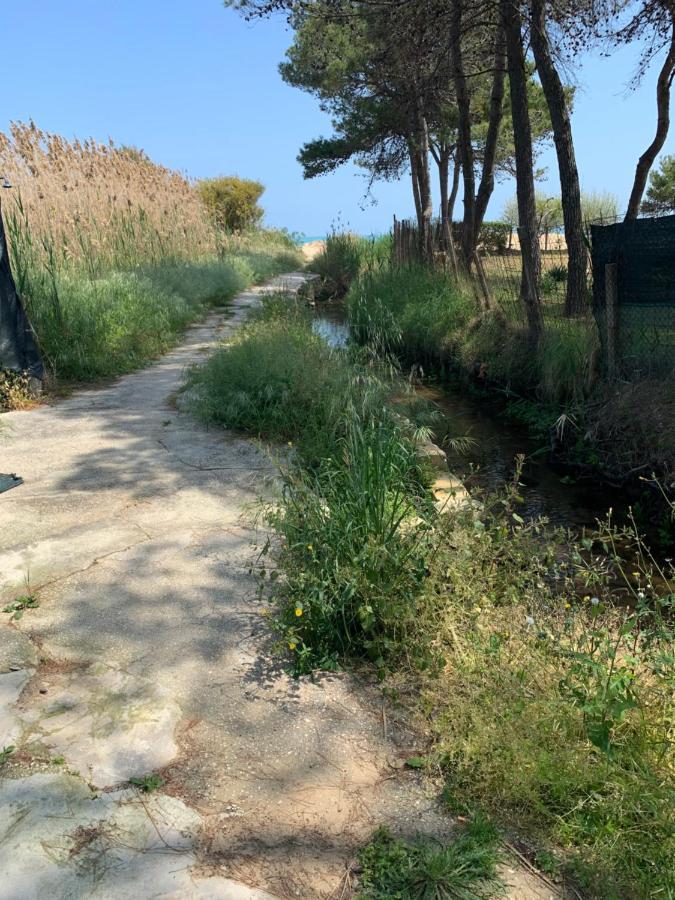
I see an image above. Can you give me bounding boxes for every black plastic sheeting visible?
[591,213,675,310]
[0,203,43,380]
[0,473,23,494]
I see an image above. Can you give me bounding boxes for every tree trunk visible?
[474,24,507,245]
[437,142,451,249]
[409,144,424,234]
[411,110,434,259]
[450,0,476,265]
[434,142,460,275]
[625,19,675,220]
[501,0,543,342]
[530,0,587,316]
[448,148,461,223]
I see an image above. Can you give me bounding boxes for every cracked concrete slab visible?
[0,628,38,673]
[0,773,275,900]
[17,663,181,787]
[0,669,33,748]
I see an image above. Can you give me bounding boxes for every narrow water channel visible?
[311,303,624,533]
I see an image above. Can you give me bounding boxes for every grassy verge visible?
[346,262,675,548]
[186,298,674,899]
[347,263,599,405]
[22,231,301,382]
[0,123,302,392]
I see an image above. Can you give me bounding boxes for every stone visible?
[0,773,276,899]
[18,664,182,788]
[0,627,38,674]
[416,440,449,472]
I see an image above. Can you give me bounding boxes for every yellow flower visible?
[295,607,303,617]
[288,642,297,650]
[583,595,590,602]
[307,544,313,551]
[565,602,571,609]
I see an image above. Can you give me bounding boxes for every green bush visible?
[479,221,510,255]
[196,176,265,232]
[452,221,510,255]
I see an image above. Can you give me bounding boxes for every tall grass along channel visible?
[185,282,675,900]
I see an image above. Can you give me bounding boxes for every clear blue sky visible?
[1,1,672,236]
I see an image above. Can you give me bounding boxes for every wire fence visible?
[392,214,675,382]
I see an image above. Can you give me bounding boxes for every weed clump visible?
[309,231,391,300]
[356,819,503,899]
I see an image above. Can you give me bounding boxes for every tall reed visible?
[0,121,301,381]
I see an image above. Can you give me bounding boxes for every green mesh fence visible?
[591,214,675,378]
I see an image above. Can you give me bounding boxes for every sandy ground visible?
[301,240,326,262]
[0,272,560,899]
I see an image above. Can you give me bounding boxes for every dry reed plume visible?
[0,120,220,272]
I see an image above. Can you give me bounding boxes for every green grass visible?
[184,298,675,898]
[186,302,435,670]
[22,231,301,381]
[356,819,504,899]
[347,264,600,404]
[186,302,356,465]
[267,392,433,672]
[349,264,473,367]
[410,502,675,899]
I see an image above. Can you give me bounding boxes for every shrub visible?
[196,176,265,232]
[478,221,510,255]
[452,221,510,255]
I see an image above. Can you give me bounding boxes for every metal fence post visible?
[605,262,618,376]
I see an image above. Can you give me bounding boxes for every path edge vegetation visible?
[0,123,303,399]
[185,285,674,900]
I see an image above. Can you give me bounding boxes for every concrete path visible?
[0,274,558,899]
